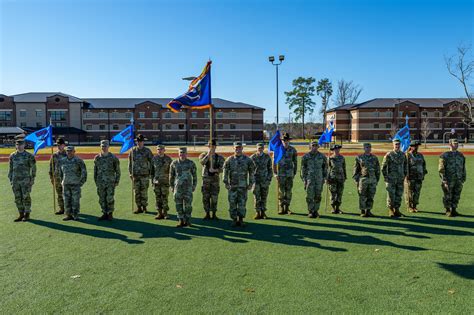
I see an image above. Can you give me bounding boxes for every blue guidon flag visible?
[269,130,286,163]
[112,119,135,154]
[318,120,335,146]
[394,115,411,152]
[25,124,54,155]
[167,61,212,112]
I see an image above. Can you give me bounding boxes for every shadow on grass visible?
[437,262,474,280]
[75,214,425,252]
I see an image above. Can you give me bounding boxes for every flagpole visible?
[131,119,135,213]
[209,105,214,169]
[51,145,57,213]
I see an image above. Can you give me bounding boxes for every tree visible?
[316,78,333,128]
[420,118,433,148]
[445,44,474,126]
[333,79,363,107]
[285,77,316,139]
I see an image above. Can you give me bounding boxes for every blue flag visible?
[318,120,334,146]
[394,115,410,153]
[167,61,212,112]
[269,130,286,163]
[25,125,53,155]
[112,124,135,154]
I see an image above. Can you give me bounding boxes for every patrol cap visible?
[135,134,147,142]
[157,144,165,149]
[100,140,110,147]
[310,140,319,147]
[363,143,371,148]
[15,138,25,145]
[207,139,217,146]
[281,132,292,141]
[66,145,75,151]
[233,141,243,147]
[392,139,401,144]
[56,138,66,145]
[256,143,265,148]
[449,138,458,144]
[179,147,187,153]
[409,140,420,147]
[330,144,342,151]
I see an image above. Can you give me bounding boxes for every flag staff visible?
[130,118,135,213]
[50,118,57,214]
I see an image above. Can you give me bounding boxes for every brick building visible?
[0,92,265,143]
[325,98,472,142]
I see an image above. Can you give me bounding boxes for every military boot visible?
[107,213,114,221]
[366,210,375,217]
[203,212,211,220]
[98,213,109,221]
[211,211,218,220]
[388,208,396,217]
[63,215,74,221]
[163,211,169,219]
[22,213,30,222]
[55,208,65,215]
[286,205,293,215]
[142,206,148,213]
[231,218,238,227]
[186,219,192,227]
[238,215,245,227]
[360,210,367,217]
[451,208,459,217]
[336,206,344,214]
[394,208,404,217]
[254,211,262,220]
[308,212,315,218]
[14,212,24,222]
[314,211,320,218]
[133,206,143,214]
[176,219,185,227]
[155,210,165,220]
[331,206,338,214]
[278,205,285,215]
[261,211,268,219]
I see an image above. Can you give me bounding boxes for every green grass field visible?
[1,156,473,313]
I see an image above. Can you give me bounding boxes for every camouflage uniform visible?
[273,145,297,212]
[223,154,255,220]
[49,150,67,212]
[199,152,225,214]
[405,151,427,211]
[128,146,153,210]
[439,150,466,215]
[250,151,272,214]
[301,150,328,216]
[382,150,407,214]
[94,152,120,214]
[8,150,36,214]
[327,154,347,212]
[59,155,87,217]
[169,158,197,222]
[353,153,380,216]
[151,153,173,216]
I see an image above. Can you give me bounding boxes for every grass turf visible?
[0,156,473,313]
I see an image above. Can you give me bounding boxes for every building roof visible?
[11,92,84,103]
[327,98,468,112]
[327,103,357,112]
[83,98,265,110]
[0,127,25,134]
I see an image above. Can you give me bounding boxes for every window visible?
[113,124,119,130]
[99,111,107,119]
[125,112,132,119]
[399,112,404,117]
[230,123,236,130]
[138,123,145,130]
[178,123,185,130]
[385,111,393,117]
[409,122,416,128]
[36,122,42,128]
[178,112,186,119]
[36,110,43,117]
[166,135,171,141]
[164,112,172,119]
[373,112,380,117]
[204,123,210,129]
[86,124,92,130]
[434,111,440,118]
[0,111,12,121]
[398,122,405,128]
[434,122,440,128]
[410,111,417,118]
[20,110,27,118]
[85,111,92,118]
[230,112,237,119]
[216,112,223,119]
[165,124,172,130]
[204,111,210,119]
[152,123,159,130]
[139,112,145,119]
[50,111,66,121]
[373,134,379,140]
[111,112,118,118]
[191,123,198,130]
[217,124,223,129]
[55,122,66,127]
[386,123,391,129]
[152,112,158,119]
[99,124,106,130]
[191,112,197,118]
[421,111,428,117]
[374,123,379,129]
[179,135,185,142]
[20,122,27,127]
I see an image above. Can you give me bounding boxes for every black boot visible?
[14,212,24,222]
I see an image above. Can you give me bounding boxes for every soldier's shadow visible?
[75,214,426,252]
[437,262,474,280]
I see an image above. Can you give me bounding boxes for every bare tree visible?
[389,123,398,139]
[420,118,433,148]
[333,79,363,107]
[445,44,474,126]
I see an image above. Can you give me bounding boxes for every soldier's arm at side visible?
[48,155,54,178]
[248,159,256,189]
[169,162,176,191]
[223,159,230,187]
[128,151,133,176]
[375,157,381,182]
[438,155,446,181]
[300,156,307,182]
[30,154,37,182]
[192,162,197,191]
[81,159,88,185]
[461,154,466,182]
[322,155,328,180]
[217,156,225,174]
[422,155,427,176]
[266,155,273,183]
[115,156,121,185]
[381,154,389,180]
[343,157,347,181]
[199,152,209,165]
[352,157,361,182]
[292,147,298,176]
[93,158,98,183]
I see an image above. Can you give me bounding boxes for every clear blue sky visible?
[1,0,472,123]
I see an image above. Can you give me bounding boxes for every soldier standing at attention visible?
[250,143,272,219]
[151,144,173,220]
[405,140,427,213]
[59,146,87,221]
[353,143,380,217]
[439,138,466,217]
[49,138,67,214]
[223,142,256,227]
[273,132,297,214]
[327,144,346,214]
[382,139,408,218]
[301,141,328,218]
[94,140,121,221]
[8,138,36,222]
[170,147,197,227]
[128,134,153,214]
[199,139,225,220]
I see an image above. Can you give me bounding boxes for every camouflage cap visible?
[66,145,75,151]
[256,143,264,148]
[409,140,420,147]
[207,139,217,146]
[449,138,458,144]
[392,139,401,143]
[100,140,110,147]
[233,141,243,147]
[310,140,319,146]
[135,134,147,142]
[179,147,187,153]
[15,138,25,145]
[330,144,342,151]
[157,144,165,149]
[56,138,66,145]
[281,132,292,140]
[363,143,371,147]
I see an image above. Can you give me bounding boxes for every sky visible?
[0,0,473,123]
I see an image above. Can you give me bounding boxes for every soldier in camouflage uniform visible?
[170,147,197,227]
[405,140,427,213]
[94,140,121,221]
[301,141,328,218]
[353,143,380,217]
[128,134,153,214]
[199,139,225,220]
[439,138,466,217]
[59,146,87,221]
[382,139,408,217]
[223,142,255,227]
[327,144,346,214]
[8,138,36,222]
[250,143,272,219]
[273,132,297,214]
[49,138,67,214]
[151,144,173,220]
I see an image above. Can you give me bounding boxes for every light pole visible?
[269,55,285,130]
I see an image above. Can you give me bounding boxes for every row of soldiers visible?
[8,133,467,225]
